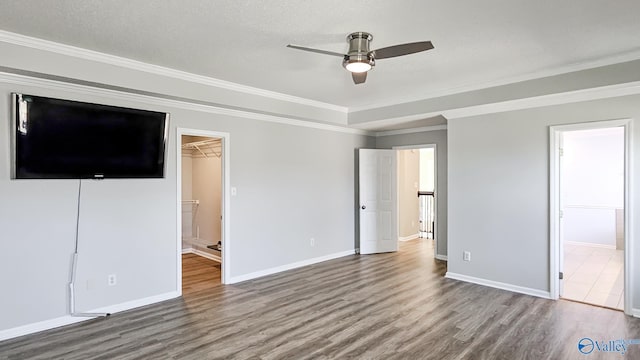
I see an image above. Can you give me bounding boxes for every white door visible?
[359,149,398,254]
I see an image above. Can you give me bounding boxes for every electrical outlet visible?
[107,274,117,286]
[463,251,471,262]
[310,238,315,247]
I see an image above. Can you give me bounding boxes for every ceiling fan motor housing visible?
[342,32,375,71]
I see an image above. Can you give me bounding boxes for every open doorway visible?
[181,135,222,293]
[550,120,631,313]
[177,128,231,294]
[395,145,437,258]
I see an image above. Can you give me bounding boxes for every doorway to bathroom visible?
[550,119,631,313]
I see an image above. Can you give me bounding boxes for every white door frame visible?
[176,128,231,290]
[549,119,632,315]
[392,144,439,255]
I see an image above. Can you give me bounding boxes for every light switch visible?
[231,187,237,196]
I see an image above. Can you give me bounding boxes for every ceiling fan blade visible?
[352,72,367,85]
[286,44,345,57]
[372,41,434,59]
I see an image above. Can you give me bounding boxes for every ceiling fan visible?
[287,32,434,85]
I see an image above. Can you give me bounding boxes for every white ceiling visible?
[1,0,640,110]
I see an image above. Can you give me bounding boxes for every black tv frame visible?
[10,93,170,179]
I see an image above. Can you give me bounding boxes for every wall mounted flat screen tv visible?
[11,93,169,179]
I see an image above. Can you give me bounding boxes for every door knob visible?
[361,205,366,210]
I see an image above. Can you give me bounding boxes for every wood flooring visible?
[1,239,639,359]
[181,253,221,296]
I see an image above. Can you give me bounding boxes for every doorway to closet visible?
[177,129,231,294]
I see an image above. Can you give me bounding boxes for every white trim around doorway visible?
[392,144,440,259]
[176,128,231,290]
[549,118,633,316]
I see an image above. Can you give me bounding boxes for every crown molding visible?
[363,79,640,129]
[349,50,640,113]
[442,80,640,120]
[0,71,370,136]
[375,125,447,137]
[5,29,638,132]
[0,30,348,114]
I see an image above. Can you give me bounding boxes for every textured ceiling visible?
[1,0,640,109]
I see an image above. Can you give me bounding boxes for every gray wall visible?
[447,95,640,310]
[376,130,448,257]
[0,80,373,331]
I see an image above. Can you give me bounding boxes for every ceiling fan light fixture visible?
[345,61,372,73]
[343,55,374,73]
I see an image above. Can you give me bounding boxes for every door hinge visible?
[559,148,564,156]
[559,272,564,280]
[559,210,564,219]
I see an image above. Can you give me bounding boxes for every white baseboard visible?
[565,240,616,250]
[0,291,179,342]
[445,272,551,299]
[191,248,221,263]
[182,247,221,263]
[398,234,419,242]
[435,254,448,261]
[228,250,355,284]
[632,308,640,318]
[90,291,180,315]
[0,315,89,342]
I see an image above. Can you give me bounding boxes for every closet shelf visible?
[182,200,200,205]
[182,139,222,158]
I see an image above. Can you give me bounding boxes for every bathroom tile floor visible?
[562,243,624,310]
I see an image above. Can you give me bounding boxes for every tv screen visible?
[11,93,168,179]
